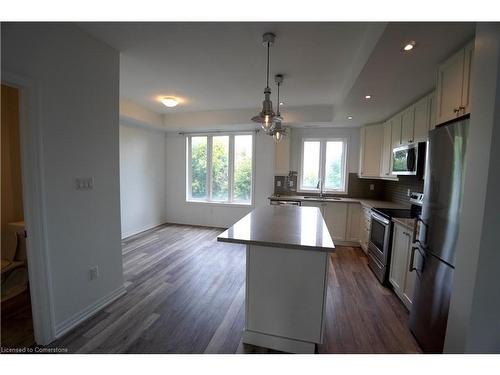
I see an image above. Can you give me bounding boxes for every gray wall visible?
[119,123,167,238]
[2,23,123,332]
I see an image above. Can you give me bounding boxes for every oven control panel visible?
[409,192,424,205]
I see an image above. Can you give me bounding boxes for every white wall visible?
[1,23,124,335]
[445,23,500,353]
[120,123,167,238]
[165,131,275,228]
[289,126,361,174]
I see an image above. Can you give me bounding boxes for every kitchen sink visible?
[302,196,342,201]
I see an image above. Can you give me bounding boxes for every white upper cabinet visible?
[428,91,437,131]
[274,135,290,176]
[461,41,474,115]
[391,113,403,148]
[401,106,415,144]
[380,120,395,179]
[413,95,431,142]
[359,123,383,178]
[436,41,474,125]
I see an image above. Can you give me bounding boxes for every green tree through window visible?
[188,134,253,203]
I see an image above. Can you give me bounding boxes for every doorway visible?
[1,83,35,348]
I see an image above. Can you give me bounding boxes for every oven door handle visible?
[371,212,390,225]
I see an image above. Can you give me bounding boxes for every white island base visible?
[243,244,330,354]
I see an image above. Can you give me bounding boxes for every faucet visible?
[316,178,324,198]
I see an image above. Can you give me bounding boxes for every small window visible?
[299,138,348,194]
[187,133,254,204]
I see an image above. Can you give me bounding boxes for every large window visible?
[299,138,348,194]
[187,133,253,204]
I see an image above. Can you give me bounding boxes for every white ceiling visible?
[79,22,475,127]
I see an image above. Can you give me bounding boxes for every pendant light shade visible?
[271,74,286,142]
[252,33,276,132]
[251,87,275,131]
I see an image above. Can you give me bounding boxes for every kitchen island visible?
[217,205,334,353]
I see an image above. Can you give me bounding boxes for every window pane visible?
[233,135,253,203]
[325,141,344,190]
[302,141,321,189]
[191,136,207,199]
[212,136,229,201]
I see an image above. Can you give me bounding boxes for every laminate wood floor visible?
[51,224,421,354]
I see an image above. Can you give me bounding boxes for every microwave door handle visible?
[407,148,416,171]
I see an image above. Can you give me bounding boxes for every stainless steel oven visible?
[368,211,392,283]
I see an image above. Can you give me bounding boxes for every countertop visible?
[392,217,416,231]
[268,195,407,210]
[217,206,335,252]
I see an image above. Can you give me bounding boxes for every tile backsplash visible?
[383,175,425,206]
[273,172,424,206]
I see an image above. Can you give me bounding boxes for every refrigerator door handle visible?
[410,245,424,277]
[413,216,428,245]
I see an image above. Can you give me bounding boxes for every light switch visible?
[76,177,94,190]
[89,266,99,281]
[277,180,282,187]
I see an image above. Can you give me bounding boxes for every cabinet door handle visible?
[453,108,460,114]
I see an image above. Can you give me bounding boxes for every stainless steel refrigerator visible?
[409,118,468,353]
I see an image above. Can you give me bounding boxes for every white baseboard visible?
[121,221,167,239]
[55,285,126,338]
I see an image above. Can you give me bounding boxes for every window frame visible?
[186,132,255,206]
[298,137,349,195]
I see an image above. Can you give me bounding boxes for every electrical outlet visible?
[407,189,411,197]
[89,266,99,281]
[289,180,294,187]
[370,184,374,191]
[276,180,282,187]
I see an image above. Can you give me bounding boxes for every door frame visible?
[2,72,57,345]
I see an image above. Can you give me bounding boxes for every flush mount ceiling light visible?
[364,95,372,99]
[347,116,353,120]
[160,97,179,107]
[403,41,417,52]
[251,32,277,132]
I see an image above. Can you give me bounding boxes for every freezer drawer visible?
[409,248,454,353]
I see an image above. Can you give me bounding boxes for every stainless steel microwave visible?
[392,142,427,177]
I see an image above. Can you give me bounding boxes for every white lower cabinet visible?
[301,201,361,245]
[389,222,417,310]
[345,203,361,242]
[359,205,371,253]
[323,203,348,242]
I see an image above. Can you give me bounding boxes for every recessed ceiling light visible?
[403,41,416,52]
[347,116,353,120]
[365,95,372,99]
[160,97,179,107]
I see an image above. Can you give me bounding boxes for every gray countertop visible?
[268,195,407,209]
[217,206,335,252]
[392,217,416,231]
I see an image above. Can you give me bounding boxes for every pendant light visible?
[251,33,276,132]
[271,74,287,142]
